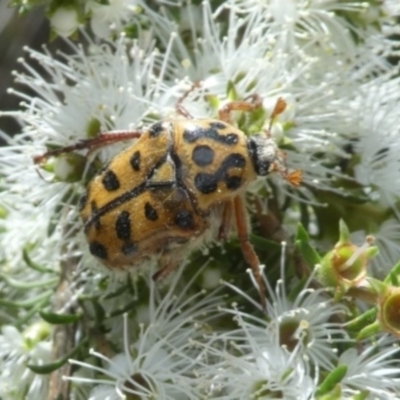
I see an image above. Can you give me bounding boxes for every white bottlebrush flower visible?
[86,0,140,38]
[351,217,400,277]
[208,339,316,399]
[68,266,225,399]
[140,0,372,199]
[339,335,400,399]
[224,243,349,372]
[0,180,71,270]
[233,0,369,57]
[384,0,400,17]
[0,323,52,400]
[71,340,199,400]
[353,76,400,210]
[0,34,177,269]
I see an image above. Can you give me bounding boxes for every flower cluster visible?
[1,0,400,398]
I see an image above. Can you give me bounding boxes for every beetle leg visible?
[175,81,202,119]
[33,130,142,164]
[218,200,233,241]
[175,104,194,119]
[233,195,267,311]
[218,94,263,123]
[152,254,178,282]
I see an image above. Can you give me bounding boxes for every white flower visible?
[253,0,367,57]
[68,266,224,399]
[384,0,400,17]
[209,340,316,399]
[0,323,52,400]
[351,218,400,277]
[353,76,400,210]
[224,242,349,372]
[86,0,140,38]
[0,179,70,269]
[140,0,374,199]
[339,335,400,399]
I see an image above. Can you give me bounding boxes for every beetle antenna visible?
[272,154,303,187]
[265,98,302,186]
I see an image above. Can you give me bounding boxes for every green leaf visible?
[345,308,377,331]
[94,299,106,321]
[109,300,137,317]
[16,297,50,329]
[28,359,67,375]
[316,384,342,400]
[23,248,54,274]
[103,283,130,299]
[295,222,311,242]
[40,310,82,325]
[357,320,381,341]
[384,259,400,285]
[316,365,347,396]
[352,391,370,400]
[295,223,321,267]
[226,81,238,100]
[0,290,52,309]
[250,234,281,251]
[86,117,101,139]
[0,272,57,289]
[28,338,88,374]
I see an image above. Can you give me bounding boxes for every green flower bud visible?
[23,321,52,350]
[377,285,400,337]
[318,220,378,294]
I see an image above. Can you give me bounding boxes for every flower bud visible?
[318,220,378,295]
[50,7,80,37]
[377,285,400,337]
[23,321,51,349]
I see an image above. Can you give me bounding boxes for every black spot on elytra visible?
[194,153,247,194]
[225,175,242,190]
[85,182,147,230]
[144,202,158,221]
[130,150,141,171]
[174,209,195,230]
[210,121,227,130]
[192,145,215,166]
[115,210,131,240]
[102,169,120,191]
[183,122,238,145]
[221,153,246,169]
[84,144,191,232]
[149,121,164,137]
[89,241,108,260]
[194,173,218,194]
[85,153,176,230]
[121,241,138,256]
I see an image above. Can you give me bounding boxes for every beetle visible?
[34,93,301,309]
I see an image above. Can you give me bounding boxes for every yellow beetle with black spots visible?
[35,95,301,309]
